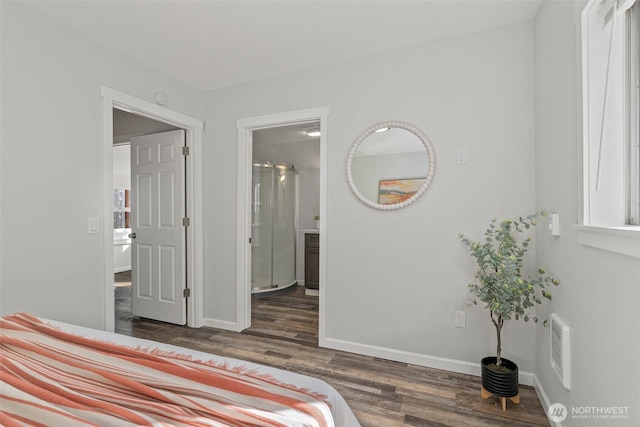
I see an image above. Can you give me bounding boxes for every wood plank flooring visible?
[244,285,319,346]
[114,275,549,426]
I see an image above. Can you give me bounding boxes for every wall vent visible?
[550,313,571,390]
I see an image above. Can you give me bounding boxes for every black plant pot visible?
[481,357,519,398]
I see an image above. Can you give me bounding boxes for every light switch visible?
[88,217,100,234]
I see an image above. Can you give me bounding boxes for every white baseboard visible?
[202,320,536,387]
[114,266,131,273]
[534,375,557,426]
[203,317,239,331]
[321,337,535,386]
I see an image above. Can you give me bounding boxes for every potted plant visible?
[313,215,320,229]
[459,212,559,410]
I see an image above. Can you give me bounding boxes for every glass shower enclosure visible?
[251,164,297,293]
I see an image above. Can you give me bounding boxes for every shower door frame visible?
[236,107,329,341]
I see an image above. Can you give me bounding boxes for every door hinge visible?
[182,146,190,156]
[183,288,191,298]
[182,217,190,227]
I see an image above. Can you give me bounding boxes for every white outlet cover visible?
[455,310,466,328]
[456,148,468,165]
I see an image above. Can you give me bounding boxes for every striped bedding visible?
[0,313,344,426]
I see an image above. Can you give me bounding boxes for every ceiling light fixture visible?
[304,127,321,137]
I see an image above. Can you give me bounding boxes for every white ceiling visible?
[22,0,542,92]
[22,0,541,171]
[252,122,320,170]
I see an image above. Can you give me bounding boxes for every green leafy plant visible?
[459,212,559,368]
[313,215,320,221]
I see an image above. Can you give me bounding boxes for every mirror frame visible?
[346,121,436,210]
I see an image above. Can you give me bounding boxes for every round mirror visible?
[347,121,435,210]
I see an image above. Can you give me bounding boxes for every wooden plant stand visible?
[481,386,520,411]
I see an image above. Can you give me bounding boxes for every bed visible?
[0,313,360,426]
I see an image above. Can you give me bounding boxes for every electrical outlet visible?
[455,310,466,328]
[456,148,468,165]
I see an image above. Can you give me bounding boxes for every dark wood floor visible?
[244,285,319,346]
[114,273,549,426]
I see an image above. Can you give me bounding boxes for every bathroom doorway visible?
[251,123,320,294]
[243,122,320,343]
[235,107,329,345]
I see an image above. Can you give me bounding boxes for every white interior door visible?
[130,129,187,325]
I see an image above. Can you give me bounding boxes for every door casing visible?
[236,106,329,346]
[101,86,204,332]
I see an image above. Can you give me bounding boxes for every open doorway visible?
[112,109,178,331]
[235,106,329,346]
[251,122,320,293]
[242,122,320,345]
[101,86,204,332]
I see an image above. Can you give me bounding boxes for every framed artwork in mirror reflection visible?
[378,177,426,205]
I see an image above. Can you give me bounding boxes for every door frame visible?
[101,86,204,331]
[236,106,329,343]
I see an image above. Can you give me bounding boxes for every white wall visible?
[0,2,204,329]
[534,1,640,425]
[112,145,131,189]
[204,22,539,372]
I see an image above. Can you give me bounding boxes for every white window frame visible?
[626,1,640,225]
[577,0,640,258]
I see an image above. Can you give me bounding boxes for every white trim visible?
[236,125,252,332]
[102,98,115,331]
[533,375,558,426]
[236,106,329,334]
[581,0,602,225]
[113,132,145,145]
[573,224,640,257]
[620,0,639,13]
[324,337,535,386]
[101,86,204,331]
[626,0,640,224]
[203,317,239,331]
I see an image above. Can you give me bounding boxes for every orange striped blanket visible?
[0,313,334,426]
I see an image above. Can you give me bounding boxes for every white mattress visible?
[44,319,361,426]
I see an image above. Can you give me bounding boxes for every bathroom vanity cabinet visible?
[304,231,319,290]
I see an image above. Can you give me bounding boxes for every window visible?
[578,0,640,258]
[113,188,131,230]
[582,0,640,227]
